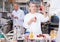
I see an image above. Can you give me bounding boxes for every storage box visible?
[10,39,17,42]
[0,38,6,42]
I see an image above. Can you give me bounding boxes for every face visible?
[29,3,37,12]
[13,4,19,10]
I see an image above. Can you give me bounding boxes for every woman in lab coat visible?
[24,2,49,35]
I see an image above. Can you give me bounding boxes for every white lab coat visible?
[24,13,49,35]
[12,9,24,26]
[12,9,24,38]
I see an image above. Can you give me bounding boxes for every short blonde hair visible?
[13,2,19,6]
[28,2,36,7]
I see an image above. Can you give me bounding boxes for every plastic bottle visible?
[29,32,34,39]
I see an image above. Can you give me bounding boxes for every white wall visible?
[49,0,60,16]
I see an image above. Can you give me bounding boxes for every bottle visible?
[50,30,56,38]
[29,32,34,39]
[51,39,56,42]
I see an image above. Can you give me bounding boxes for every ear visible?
[29,7,31,12]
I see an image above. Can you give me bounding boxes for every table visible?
[24,34,51,42]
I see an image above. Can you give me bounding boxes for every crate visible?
[0,38,6,42]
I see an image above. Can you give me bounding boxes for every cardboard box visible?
[0,38,6,42]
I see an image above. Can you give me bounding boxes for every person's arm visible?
[23,16,36,28]
[19,11,25,21]
[27,17,37,25]
[11,12,18,19]
[23,15,30,28]
[11,12,14,20]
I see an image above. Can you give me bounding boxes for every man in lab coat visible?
[24,2,49,35]
[11,3,24,39]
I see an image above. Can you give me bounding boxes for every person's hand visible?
[11,14,14,17]
[14,16,18,19]
[27,17,37,25]
[31,17,37,22]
